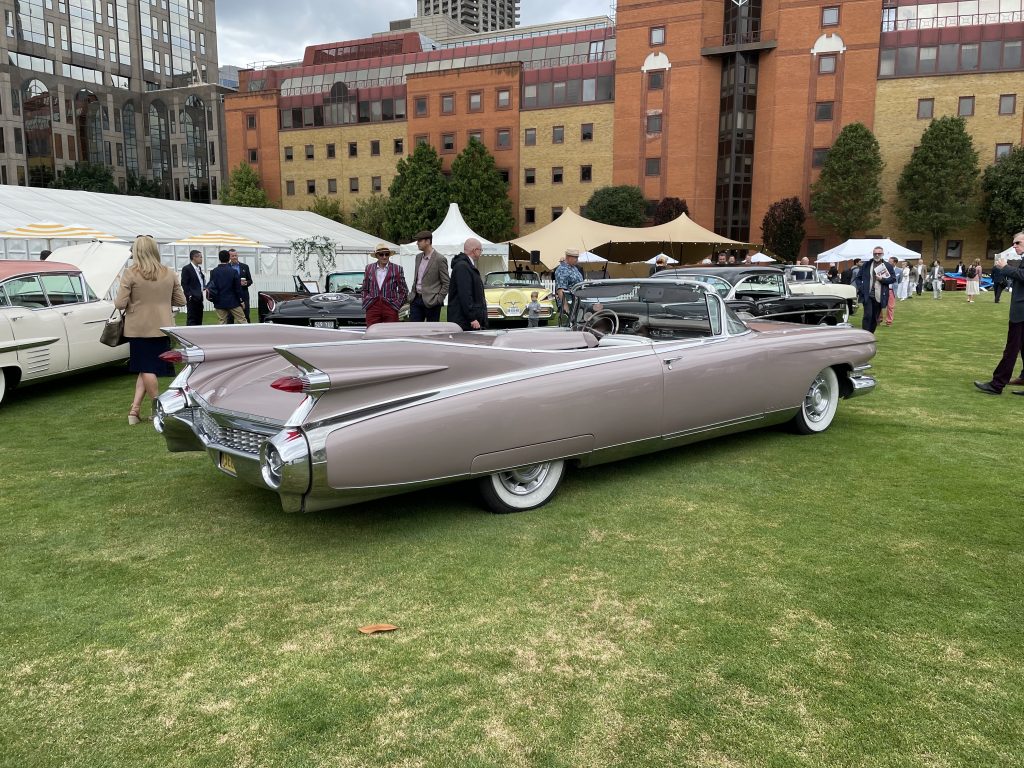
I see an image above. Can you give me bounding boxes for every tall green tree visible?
[761,197,807,263]
[809,122,884,239]
[220,162,275,208]
[48,162,118,194]
[980,144,1024,244]
[307,196,345,223]
[386,143,449,242]
[895,116,979,260]
[582,185,647,227]
[125,172,162,198]
[350,194,393,241]
[448,138,515,241]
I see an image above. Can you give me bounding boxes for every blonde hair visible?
[131,236,167,281]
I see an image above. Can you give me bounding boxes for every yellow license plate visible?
[220,452,237,476]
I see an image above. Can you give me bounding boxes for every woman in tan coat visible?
[114,236,186,424]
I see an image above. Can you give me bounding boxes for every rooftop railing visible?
[883,11,1024,31]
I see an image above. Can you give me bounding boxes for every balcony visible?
[701,29,778,57]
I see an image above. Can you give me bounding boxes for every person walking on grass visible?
[854,247,896,334]
[930,259,944,299]
[965,259,981,303]
[975,233,1024,395]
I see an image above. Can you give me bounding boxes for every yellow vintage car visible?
[484,271,557,325]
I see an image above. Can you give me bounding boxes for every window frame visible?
[441,132,456,153]
[996,143,1013,160]
[245,113,256,129]
[496,128,511,149]
[441,92,455,115]
[581,123,594,141]
[917,98,934,119]
[650,26,665,46]
[818,54,837,75]
[348,141,357,158]
[349,177,359,193]
[645,157,661,177]
[552,166,563,184]
[648,71,664,90]
[524,128,536,146]
[958,95,975,117]
[524,167,536,185]
[815,101,834,121]
[284,146,293,161]
[1000,94,1017,115]
[496,88,511,110]
[552,125,564,144]
[414,96,428,117]
[326,143,336,159]
[580,164,592,183]
[812,148,829,167]
[468,91,482,112]
[822,6,840,26]
[304,144,314,160]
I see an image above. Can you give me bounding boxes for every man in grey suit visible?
[408,230,450,322]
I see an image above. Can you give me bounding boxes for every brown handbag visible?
[99,308,126,347]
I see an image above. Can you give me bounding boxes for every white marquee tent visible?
[399,203,508,275]
[815,238,922,264]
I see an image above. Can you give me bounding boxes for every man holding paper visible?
[853,246,896,334]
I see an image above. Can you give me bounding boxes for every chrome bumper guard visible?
[846,365,876,398]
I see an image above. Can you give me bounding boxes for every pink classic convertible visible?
[155,279,876,514]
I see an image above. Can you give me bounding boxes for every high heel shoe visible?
[128,406,141,426]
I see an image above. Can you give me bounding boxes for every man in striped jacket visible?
[361,244,409,327]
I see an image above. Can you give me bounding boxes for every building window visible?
[468,91,482,112]
[581,165,592,182]
[370,140,380,156]
[415,96,428,116]
[815,102,834,121]
[524,167,535,184]
[818,54,837,74]
[525,207,535,224]
[552,125,564,144]
[349,177,359,192]
[996,143,1013,159]
[415,134,429,146]
[306,179,316,194]
[946,240,962,260]
[552,207,563,220]
[581,123,594,141]
[648,71,664,90]
[822,6,839,26]
[348,142,357,157]
[372,176,382,192]
[524,128,536,146]
[498,169,509,184]
[917,98,934,119]
[552,167,564,183]
[468,130,482,143]
[441,93,455,114]
[958,96,975,117]
[645,157,661,176]
[646,114,663,133]
[246,113,256,129]
[326,143,336,159]
[442,133,455,153]
[248,148,258,163]
[305,144,314,160]
[328,178,337,193]
[394,138,404,154]
[496,128,510,148]
[812,148,829,167]
[1000,94,1017,115]
[906,240,923,255]
[496,89,511,109]
[284,146,293,161]
[286,180,295,196]
[650,26,665,46]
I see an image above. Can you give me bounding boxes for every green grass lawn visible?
[1,294,1021,767]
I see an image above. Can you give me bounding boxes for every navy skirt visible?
[127,336,174,376]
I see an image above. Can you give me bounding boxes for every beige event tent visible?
[508,209,757,270]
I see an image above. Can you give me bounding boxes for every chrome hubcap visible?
[804,375,832,422]
[497,463,550,496]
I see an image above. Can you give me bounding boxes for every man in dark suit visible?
[448,238,487,331]
[976,233,1024,395]
[840,258,861,285]
[853,247,895,334]
[228,248,253,322]
[180,249,206,326]
[408,230,450,322]
[208,249,247,324]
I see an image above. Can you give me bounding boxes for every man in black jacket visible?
[180,249,206,325]
[447,238,487,331]
[976,233,1024,395]
[208,249,247,325]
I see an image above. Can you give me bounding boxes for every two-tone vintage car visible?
[261,272,410,327]
[655,266,851,325]
[484,271,556,325]
[0,245,130,405]
[155,277,876,515]
[784,265,859,316]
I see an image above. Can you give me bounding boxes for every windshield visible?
[485,271,542,288]
[325,272,364,292]
[569,281,734,339]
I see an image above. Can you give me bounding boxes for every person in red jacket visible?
[361,244,408,327]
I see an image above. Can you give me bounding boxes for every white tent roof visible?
[0,185,394,256]
[399,203,508,257]
[816,238,922,264]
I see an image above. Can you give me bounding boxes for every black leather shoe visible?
[974,381,1001,395]
[1013,390,1024,396]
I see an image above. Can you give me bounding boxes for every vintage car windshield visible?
[679,274,731,297]
[735,273,785,297]
[485,272,542,288]
[325,273,363,293]
[40,273,87,305]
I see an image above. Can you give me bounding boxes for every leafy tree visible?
[653,196,689,225]
[980,144,1024,244]
[582,185,647,227]
[220,162,275,208]
[809,122,884,239]
[386,143,449,242]
[307,195,345,223]
[896,116,979,260]
[125,172,162,198]
[350,194,393,241]
[448,138,515,241]
[761,197,807,263]
[48,162,118,194]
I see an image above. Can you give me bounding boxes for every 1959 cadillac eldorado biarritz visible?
[155,279,877,514]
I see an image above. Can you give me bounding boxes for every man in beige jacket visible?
[408,230,450,322]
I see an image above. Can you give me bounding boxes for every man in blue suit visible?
[180,249,206,326]
[853,246,896,334]
[207,249,247,324]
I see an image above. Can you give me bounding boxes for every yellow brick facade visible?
[517,104,614,235]
[875,74,1024,264]
[279,123,408,214]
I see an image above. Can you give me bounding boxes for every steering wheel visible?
[581,308,620,338]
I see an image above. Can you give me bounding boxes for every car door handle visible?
[662,356,683,370]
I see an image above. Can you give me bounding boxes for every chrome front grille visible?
[195,408,269,456]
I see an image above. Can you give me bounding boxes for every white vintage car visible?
[0,242,131,405]
[785,265,858,316]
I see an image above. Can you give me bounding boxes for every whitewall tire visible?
[791,367,840,434]
[479,460,566,514]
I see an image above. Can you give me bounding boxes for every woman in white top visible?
[898,261,911,300]
[965,259,981,303]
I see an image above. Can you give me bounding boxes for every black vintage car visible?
[654,266,850,325]
[260,272,370,328]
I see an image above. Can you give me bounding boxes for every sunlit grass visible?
[1,293,1021,767]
